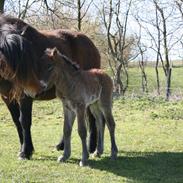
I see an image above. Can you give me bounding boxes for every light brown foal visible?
[41,48,118,166]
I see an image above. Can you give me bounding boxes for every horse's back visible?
[40,29,100,69]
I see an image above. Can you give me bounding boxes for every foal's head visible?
[40,47,80,87]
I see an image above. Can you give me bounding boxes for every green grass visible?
[0,97,183,183]
[105,65,183,96]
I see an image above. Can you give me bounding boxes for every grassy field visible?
[105,65,183,97]
[127,66,183,96]
[0,96,183,183]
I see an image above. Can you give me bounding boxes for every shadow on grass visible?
[88,151,183,183]
[34,151,183,182]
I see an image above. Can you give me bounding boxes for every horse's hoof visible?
[56,143,64,151]
[57,156,67,163]
[79,160,87,167]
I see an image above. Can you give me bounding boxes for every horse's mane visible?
[0,15,37,34]
[0,15,39,82]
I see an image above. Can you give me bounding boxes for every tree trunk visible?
[77,0,81,31]
[155,51,160,95]
[0,0,5,13]
[114,63,123,95]
[155,65,160,95]
[122,64,129,94]
[140,64,148,93]
[114,62,129,95]
[166,67,172,100]
[155,1,172,100]
[138,46,148,93]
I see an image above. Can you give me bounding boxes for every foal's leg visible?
[57,105,75,163]
[77,105,89,166]
[56,108,98,153]
[18,96,34,160]
[1,96,23,153]
[103,108,118,160]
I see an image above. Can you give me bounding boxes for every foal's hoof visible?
[18,156,29,161]
[18,155,30,161]
[18,152,32,160]
[79,160,87,167]
[110,153,117,160]
[92,151,101,158]
[17,151,22,157]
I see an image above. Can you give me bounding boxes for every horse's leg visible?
[1,96,23,153]
[103,109,118,160]
[55,103,65,151]
[57,105,75,162]
[77,105,89,166]
[18,96,34,160]
[89,105,104,158]
[55,138,64,151]
[87,109,97,153]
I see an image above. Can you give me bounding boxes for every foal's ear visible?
[21,25,30,36]
[50,47,59,59]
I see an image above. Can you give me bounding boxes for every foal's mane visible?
[60,54,80,71]
[49,48,80,71]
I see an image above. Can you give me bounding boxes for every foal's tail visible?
[98,72,113,108]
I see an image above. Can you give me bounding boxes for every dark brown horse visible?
[40,48,118,166]
[0,15,101,159]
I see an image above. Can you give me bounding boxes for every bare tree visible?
[175,0,183,19]
[4,0,41,19]
[135,24,148,93]
[153,0,172,100]
[134,2,166,95]
[77,0,93,31]
[18,0,40,20]
[0,0,5,13]
[102,0,134,95]
[43,0,93,31]
[134,0,183,99]
[154,5,162,95]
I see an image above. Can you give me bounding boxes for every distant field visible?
[104,61,183,97]
[0,97,183,182]
[128,60,183,68]
[122,65,183,97]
